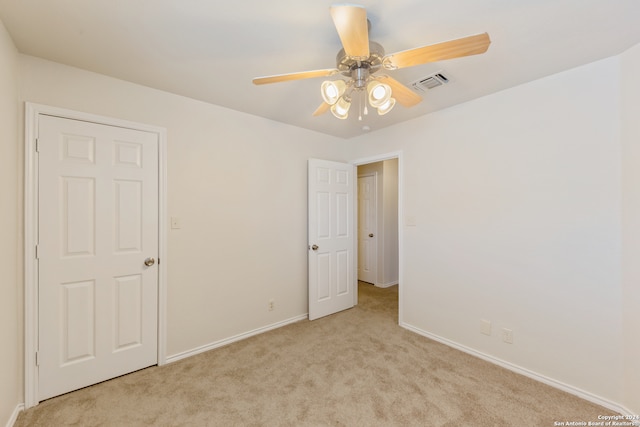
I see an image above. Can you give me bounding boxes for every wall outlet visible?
[268,299,275,311]
[502,328,514,344]
[480,319,492,336]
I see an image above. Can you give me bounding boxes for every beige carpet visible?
[16,283,614,426]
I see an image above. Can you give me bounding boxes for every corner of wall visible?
[620,40,640,415]
[0,15,24,427]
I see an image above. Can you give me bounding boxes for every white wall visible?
[19,55,346,358]
[0,18,21,427]
[349,57,624,407]
[620,42,640,414]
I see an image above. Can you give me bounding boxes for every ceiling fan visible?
[252,4,491,120]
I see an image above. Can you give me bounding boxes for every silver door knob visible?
[369,233,374,238]
[311,245,319,251]
[144,257,155,267]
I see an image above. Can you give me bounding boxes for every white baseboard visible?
[400,322,636,418]
[5,404,24,427]
[376,281,398,289]
[165,314,308,364]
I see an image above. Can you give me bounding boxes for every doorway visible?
[354,153,401,320]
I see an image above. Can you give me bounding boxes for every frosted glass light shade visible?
[367,81,392,108]
[377,97,396,115]
[331,96,351,119]
[321,80,347,105]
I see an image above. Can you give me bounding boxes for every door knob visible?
[311,245,319,251]
[369,233,374,238]
[144,257,155,267]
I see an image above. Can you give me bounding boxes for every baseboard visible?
[400,322,636,418]
[165,314,308,364]
[5,404,24,427]
[375,281,398,289]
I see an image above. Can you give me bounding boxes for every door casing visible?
[23,103,168,408]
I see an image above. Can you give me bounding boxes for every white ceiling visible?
[1,0,639,139]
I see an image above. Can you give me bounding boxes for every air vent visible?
[410,72,451,93]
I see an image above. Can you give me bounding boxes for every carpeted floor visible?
[16,283,614,426]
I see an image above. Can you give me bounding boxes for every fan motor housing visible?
[336,41,385,77]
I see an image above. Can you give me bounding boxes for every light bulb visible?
[367,81,392,108]
[372,85,386,100]
[321,80,346,105]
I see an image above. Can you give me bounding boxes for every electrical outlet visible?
[480,319,492,336]
[268,299,275,311]
[502,328,514,344]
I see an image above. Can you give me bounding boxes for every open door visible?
[308,159,355,320]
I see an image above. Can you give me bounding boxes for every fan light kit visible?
[253,4,491,122]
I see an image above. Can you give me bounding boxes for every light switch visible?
[170,217,181,229]
[481,319,492,336]
[405,215,417,227]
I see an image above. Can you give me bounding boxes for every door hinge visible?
[35,138,39,153]
[35,244,39,260]
[35,351,39,366]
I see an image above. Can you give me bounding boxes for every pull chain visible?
[358,89,369,121]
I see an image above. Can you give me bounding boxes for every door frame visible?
[351,151,403,323]
[23,103,168,408]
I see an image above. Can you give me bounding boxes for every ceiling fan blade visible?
[383,33,491,70]
[330,5,370,59]
[376,75,422,108]
[253,68,338,85]
[313,102,331,116]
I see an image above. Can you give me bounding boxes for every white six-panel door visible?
[358,174,377,284]
[308,159,355,320]
[37,115,159,401]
